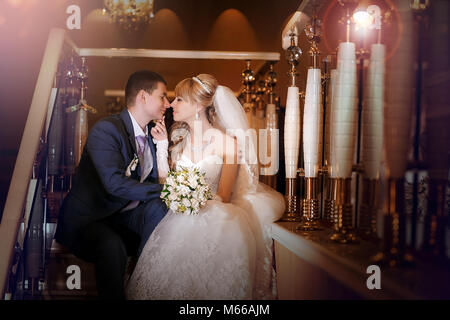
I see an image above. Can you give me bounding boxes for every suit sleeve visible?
[85,120,163,202]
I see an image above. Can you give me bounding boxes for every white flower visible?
[166,176,175,186]
[176,174,185,183]
[188,176,198,189]
[168,192,178,201]
[181,198,191,208]
[179,185,190,196]
[198,187,207,200]
[170,201,179,212]
[191,198,200,210]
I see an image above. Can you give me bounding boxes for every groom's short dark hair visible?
[125,70,167,107]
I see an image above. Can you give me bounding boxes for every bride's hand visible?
[151,117,168,141]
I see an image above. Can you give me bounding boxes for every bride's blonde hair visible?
[169,74,219,168]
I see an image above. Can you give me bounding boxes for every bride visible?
[125,74,285,300]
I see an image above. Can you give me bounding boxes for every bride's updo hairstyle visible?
[169,74,219,167]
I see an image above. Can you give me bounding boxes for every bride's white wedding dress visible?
[125,153,285,300]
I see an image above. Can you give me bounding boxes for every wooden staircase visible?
[42,240,98,300]
[42,239,137,300]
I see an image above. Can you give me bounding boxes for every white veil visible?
[213,85,283,299]
[213,85,259,195]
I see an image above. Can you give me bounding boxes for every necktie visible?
[136,135,152,182]
[120,135,151,212]
[136,135,147,159]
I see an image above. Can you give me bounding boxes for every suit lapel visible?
[120,109,141,176]
[149,135,158,181]
[121,110,159,182]
[120,109,137,155]
[144,124,158,181]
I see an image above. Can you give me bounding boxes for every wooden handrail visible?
[77,48,280,61]
[0,28,66,297]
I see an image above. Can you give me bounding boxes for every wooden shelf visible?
[272,221,450,299]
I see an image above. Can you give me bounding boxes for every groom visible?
[54,70,170,300]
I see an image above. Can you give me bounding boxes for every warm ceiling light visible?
[103,0,155,31]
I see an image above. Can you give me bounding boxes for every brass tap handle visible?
[299,91,306,101]
[318,165,329,175]
[352,163,365,174]
[286,34,302,86]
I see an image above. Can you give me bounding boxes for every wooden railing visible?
[0,28,66,297]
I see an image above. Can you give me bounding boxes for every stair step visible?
[45,241,98,299]
[42,240,137,299]
[42,288,98,300]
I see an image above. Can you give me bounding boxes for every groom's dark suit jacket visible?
[55,109,164,251]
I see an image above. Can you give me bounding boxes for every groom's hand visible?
[151,116,168,141]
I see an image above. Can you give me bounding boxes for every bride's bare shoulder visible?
[207,128,237,159]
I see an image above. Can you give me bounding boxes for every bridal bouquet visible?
[160,166,213,215]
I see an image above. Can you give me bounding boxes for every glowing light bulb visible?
[353,9,373,30]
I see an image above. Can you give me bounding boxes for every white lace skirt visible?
[125,183,285,300]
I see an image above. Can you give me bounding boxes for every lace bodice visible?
[176,154,223,194]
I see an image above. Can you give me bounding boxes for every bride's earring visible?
[195,109,199,120]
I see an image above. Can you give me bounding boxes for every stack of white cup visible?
[330,42,358,179]
[362,43,385,180]
[303,68,322,178]
[325,69,337,167]
[284,86,301,179]
[263,103,279,176]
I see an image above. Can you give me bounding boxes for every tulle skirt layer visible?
[126,183,285,300]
